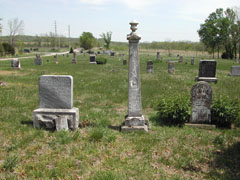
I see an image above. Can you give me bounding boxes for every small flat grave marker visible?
[229,66,240,76]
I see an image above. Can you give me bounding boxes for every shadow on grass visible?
[108,125,121,131]
[20,120,33,127]
[149,114,165,126]
[208,142,240,180]
[149,114,186,127]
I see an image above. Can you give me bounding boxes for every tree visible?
[233,6,240,58]
[198,9,223,58]
[16,40,24,54]
[79,32,95,50]
[2,42,15,55]
[0,43,4,56]
[8,18,24,47]
[198,8,239,59]
[100,31,112,49]
[34,35,42,47]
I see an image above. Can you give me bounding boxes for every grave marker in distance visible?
[195,60,217,83]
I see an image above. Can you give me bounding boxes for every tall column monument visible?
[121,21,149,132]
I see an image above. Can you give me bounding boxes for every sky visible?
[0,0,239,42]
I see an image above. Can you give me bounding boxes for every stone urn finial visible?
[129,20,138,33]
[127,20,141,41]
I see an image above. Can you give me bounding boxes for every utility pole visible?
[54,20,57,49]
[54,20,60,49]
[68,25,71,49]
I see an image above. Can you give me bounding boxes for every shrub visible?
[155,95,190,127]
[0,43,3,56]
[211,96,239,128]
[96,57,107,64]
[2,42,15,55]
[79,32,96,50]
[69,47,73,53]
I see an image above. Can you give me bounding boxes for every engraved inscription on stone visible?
[39,75,73,109]
[198,60,216,77]
[191,81,212,123]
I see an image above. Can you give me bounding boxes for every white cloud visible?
[175,0,239,22]
[120,0,158,10]
[77,0,107,5]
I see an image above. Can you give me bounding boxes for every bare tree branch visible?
[8,18,24,46]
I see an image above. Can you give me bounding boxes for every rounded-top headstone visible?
[191,81,212,123]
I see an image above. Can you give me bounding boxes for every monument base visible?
[89,62,97,64]
[33,107,79,131]
[185,123,216,129]
[195,77,218,83]
[121,115,150,132]
[228,73,240,76]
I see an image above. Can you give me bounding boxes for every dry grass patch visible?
[0,70,27,76]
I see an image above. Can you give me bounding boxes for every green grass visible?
[0,52,240,179]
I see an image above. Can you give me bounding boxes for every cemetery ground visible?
[0,52,240,179]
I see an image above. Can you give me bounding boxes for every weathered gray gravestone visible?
[72,52,77,64]
[121,20,149,132]
[90,54,97,64]
[229,66,240,76]
[123,59,127,65]
[191,57,195,65]
[190,81,212,124]
[11,58,21,69]
[33,75,79,131]
[147,61,153,73]
[195,60,217,83]
[34,54,42,65]
[156,52,160,61]
[168,61,175,74]
[178,56,183,63]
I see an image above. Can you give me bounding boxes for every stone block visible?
[33,107,79,131]
[147,61,153,73]
[90,54,96,64]
[229,66,240,76]
[168,61,175,74]
[11,59,21,69]
[34,54,42,65]
[196,60,217,83]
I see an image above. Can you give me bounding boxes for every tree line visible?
[198,7,240,59]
